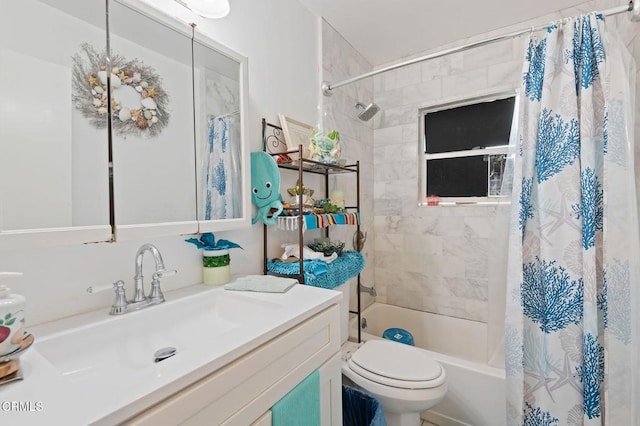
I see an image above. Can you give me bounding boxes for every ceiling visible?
[298,0,589,66]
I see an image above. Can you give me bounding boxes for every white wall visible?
[0,0,321,327]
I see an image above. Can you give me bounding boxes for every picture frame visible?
[278,114,314,160]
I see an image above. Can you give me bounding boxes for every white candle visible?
[202,249,231,286]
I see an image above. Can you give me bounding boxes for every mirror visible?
[0,0,112,248]
[0,0,250,248]
[109,0,250,239]
[109,0,198,239]
[192,31,249,232]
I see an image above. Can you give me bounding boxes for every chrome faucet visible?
[132,244,164,305]
[108,244,177,315]
[128,243,177,309]
[86,244,177,315]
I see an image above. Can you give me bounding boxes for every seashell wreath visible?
[72,43,170,137]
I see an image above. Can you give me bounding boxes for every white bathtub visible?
[350,303,506,426]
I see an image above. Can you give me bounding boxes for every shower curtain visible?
[203,113,241,220]
[505,13,639,425]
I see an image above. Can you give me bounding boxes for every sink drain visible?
[154,346,177,363]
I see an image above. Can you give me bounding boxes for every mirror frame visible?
[0,226,113,250]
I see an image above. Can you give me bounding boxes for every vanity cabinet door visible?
[0,0,112,248]
[250,411,272,426]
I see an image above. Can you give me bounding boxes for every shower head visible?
[355,102,380,121]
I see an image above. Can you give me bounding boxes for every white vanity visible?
[0,282,342,425]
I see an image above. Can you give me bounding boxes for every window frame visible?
[418,90,519,206]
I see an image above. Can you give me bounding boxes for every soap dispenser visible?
[0,272,25,357]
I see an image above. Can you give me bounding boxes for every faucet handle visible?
[148,269,176,304]
[152,269,177,279]
[87,281,128,315]
[86,284,113,294]
[110,280,128,315]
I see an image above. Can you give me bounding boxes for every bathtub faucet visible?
[359,283,376,297]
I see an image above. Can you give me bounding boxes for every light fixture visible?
[184,0,230,19]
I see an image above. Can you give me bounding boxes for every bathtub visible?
[350,303,506,426]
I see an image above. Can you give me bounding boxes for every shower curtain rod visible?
[321,0,639,96]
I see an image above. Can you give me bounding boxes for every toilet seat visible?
[347,340,444,389]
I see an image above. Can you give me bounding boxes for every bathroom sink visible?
[34,288,283,385]
[1,283,340,425]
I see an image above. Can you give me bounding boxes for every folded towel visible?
[281,243,338,263]
[224,275,297,293]
[267,250,364,289]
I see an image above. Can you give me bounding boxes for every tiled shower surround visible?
[370,34,521,361]
[321,21,375,314]
[323,0,640,365]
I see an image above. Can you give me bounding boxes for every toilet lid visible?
[348,340,443,389]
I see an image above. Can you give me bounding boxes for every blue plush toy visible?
[251,152,283,225]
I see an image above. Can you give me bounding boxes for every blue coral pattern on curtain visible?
[505,13,639,425]
[204,114,241,220]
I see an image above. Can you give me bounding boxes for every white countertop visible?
[0,281,341,425]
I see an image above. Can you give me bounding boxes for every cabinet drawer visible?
[128,304,340,425]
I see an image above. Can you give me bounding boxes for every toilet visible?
[337,285,447,426]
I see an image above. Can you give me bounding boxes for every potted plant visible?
[308,130,342,164]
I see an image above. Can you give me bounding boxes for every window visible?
[420,93,517,205]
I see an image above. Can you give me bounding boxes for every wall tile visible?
[401,80,443,105]
[374,125,404,146]
[322,21,375,312]
[387,290,488,322]
[378,104,420,127]
[374,233,404,253]
[375,87,404,111]
[402,123,419,143]
[375,251,425,273]
[373,74,385,93]
[462,39,515,70]
[404,233,443,256]
[384,64,422,91]
[421,54,464,81]
[373,179,417,203]
[374,199,402,216]
[443,277,488,301]
[487,60,522,88]
[441,68,489,98]
[374,160,418,182]
[465,256,489,280]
